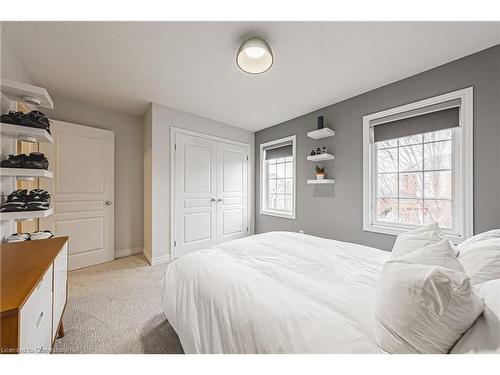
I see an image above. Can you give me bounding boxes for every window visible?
[260,135,296,219]
[363,88,473,240]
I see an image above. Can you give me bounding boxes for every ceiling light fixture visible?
[236,37,273,74]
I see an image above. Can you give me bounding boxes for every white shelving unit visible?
[307,179,336,185]
[307,153,335,161]
[0,168,53,180]
[0,79,54,109]
[0,208,53,221]
[307,127,335,140]
[1,80,54,225]
[0,122,53,144]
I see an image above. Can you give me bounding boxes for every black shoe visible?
[0,154,28,168]
[0,189,28,212]
[23,152,49,170]
[1,111,26,125]
[25,189,51,211]
[20,110,51,134]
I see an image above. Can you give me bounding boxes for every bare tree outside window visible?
[375,129,453,229]
[266,156,294,213]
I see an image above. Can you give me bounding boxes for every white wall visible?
[144,103,255,264]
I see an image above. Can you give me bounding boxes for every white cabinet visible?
[173,131,250,258]
[1,238,69,354]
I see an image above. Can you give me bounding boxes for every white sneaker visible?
[30,230,54,241]
[7,233,31,243]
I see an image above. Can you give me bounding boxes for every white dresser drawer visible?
[22,298,53,354]
[52,244,68,340]
[19,265,53,350]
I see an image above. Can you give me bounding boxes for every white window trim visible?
[362,87,473,240]
[260,135,297,220]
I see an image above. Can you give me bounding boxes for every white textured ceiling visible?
[2,22,499,131]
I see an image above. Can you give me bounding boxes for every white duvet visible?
[163,231,390,353]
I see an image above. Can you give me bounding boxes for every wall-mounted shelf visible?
[0,168,53,180]
[0,123,53,144]
[0,79,54,109]
[0,208,53,221]
[307,153,335,162]
[307,179,335,185]
[307,127,335,140]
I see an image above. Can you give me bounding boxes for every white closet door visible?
[216,141,248,243]
[174,133,217,258]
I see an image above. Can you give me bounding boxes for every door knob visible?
[217,198,222,202]
[211,198,216,202]
[105,201,113,205]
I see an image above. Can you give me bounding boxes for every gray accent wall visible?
[255,45,500,251]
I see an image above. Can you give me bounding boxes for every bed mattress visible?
[163,231,390,353]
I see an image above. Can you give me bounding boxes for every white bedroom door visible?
[174,131,249,258]
[40,120,115,270]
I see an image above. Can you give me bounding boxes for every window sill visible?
[363,222,464,242]
[260,209,296,220]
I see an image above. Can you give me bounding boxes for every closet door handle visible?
[217,199,222,202]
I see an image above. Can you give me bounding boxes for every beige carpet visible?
[53,255,184,354]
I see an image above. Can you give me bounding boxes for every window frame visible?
[362,88,473,241]
[260,135,297,220]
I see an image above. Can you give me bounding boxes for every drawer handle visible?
[36,311,44,328]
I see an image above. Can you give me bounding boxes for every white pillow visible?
[374,239,484,354]
[391,222,453,259]
[450,279,500,353]
[458,229,500,285]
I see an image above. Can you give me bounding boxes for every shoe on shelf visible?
[30,230,54,241]
[0,189,29,212]
[0,154,28,168]
[0,152,49,170]
[25,189,51,211]
[1,110,25,125]
[20,110,51,134]
[23,152,49,170]
[6,233,31,243]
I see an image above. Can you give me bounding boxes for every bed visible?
[162,231,390,354]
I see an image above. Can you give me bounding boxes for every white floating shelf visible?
[0,208,53,221]
[1,79,54,109]
[0,168,53,179]
[307,127,335,140]
[307,153,335,161]
[0,122,53,144]
[307,179,336,185]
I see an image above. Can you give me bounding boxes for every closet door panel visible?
[174,133,217,258]
[216,142,249,243]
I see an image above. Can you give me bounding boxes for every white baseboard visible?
[143,250,152,264]
[115,247,143,259]
[143,251,171,266]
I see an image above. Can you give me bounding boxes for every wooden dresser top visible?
[1,237,68,316]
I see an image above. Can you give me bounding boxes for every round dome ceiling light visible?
[236,37,273,74]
